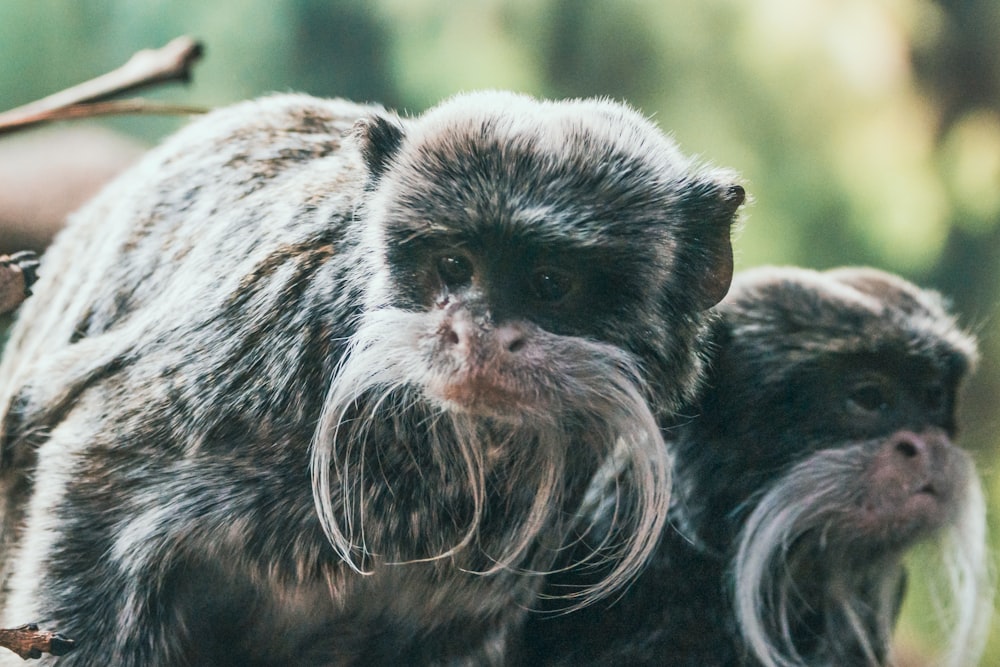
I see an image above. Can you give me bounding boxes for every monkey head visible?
[310,91,745,596]
[349,92,743,418]
[669,266,992,667]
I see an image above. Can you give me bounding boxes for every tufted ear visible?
[691,182,746,311]
[352,113,405,183]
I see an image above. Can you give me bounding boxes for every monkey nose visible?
[444,315,476,351]
[495,323,527,354]
[886,431,938,478]
[883,430,949,495]
[441,316,529,357]
[891,432,926,461]
[888,429,951,464]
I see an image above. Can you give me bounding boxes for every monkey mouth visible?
[432,373,535,417]
[900,488,945,520]
[850,483,952,548]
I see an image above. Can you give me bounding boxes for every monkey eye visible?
[530,268,578,304]
[847,383,890,414]
[436,254,474,289]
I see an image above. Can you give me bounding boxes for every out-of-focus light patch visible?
[376,0,542,108]
[732,206,801,269]
[831,99,949,269]
[897,545,942,664]
[855,171,949,269]
[823,1,910,96]
[652,86,759,172]
[118,0,292,105]
[906,0,947,51]
[942,110,1000,230]
[743,0,831,59]
[734,0,840,112]
[993,464,1000,520]
[733,0,893,134]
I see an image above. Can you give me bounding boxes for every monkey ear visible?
[353,113,406,182]
[691,182,745,311]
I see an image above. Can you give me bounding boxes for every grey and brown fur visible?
[0,91,744,665]
[520,266,993,667]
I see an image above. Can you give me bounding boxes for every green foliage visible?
[2,0,998,662]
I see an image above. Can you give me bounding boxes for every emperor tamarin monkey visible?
[0,92,745,664]
[520,266,993,667]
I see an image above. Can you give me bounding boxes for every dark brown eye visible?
[437,255,473,288]
[847,383,889,414]
[530,268,577,303]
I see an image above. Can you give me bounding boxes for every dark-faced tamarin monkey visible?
[520,266,993,667]
[0,91,745,665]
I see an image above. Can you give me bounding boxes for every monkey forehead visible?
[414,90,690,167]
[721,265,979,371]
[377,91,711,243]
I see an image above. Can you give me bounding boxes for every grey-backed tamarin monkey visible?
[520,266,993,667]
[0,92,745,665]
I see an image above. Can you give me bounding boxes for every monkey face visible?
[675,266,992,667]
[760,359,973,556]
[720,326,976,558]
[378,233,666,420]
[381,234,639,419]
[310,92,744,596]
[837,366,969,551]
[694,347,978,563]
[726,361,986,667]
[352,91,745,420]
[672,267,978,551]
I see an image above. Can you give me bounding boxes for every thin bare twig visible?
[0,35,206,135]
[0,100,209,137]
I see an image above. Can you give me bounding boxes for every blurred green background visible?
[1,0,997,663]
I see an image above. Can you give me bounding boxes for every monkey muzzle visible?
[854,428,968,548]
[429,305,544,417]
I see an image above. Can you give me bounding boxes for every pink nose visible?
[443,316,528,356]
[495,324,527,353]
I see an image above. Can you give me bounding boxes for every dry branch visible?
[0,624,75,660]
[0,251,38,315]
[0,36,207,136]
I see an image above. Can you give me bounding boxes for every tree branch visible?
[0,624,75,660]
[0,251,38,315]
[0,36,206,135]
[0,100,209,137]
